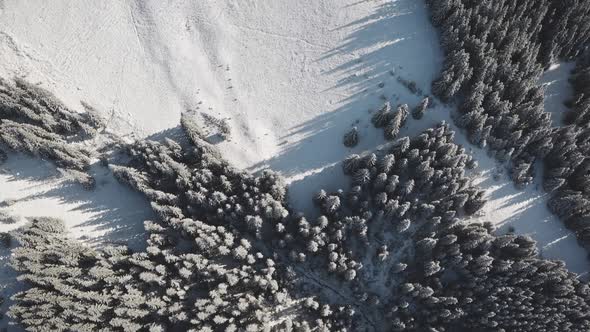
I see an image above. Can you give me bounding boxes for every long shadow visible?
[539,61,576,126]
[0,125,198,252]
[0,153,156,330]
[470,162,590,276]
[145,125,189,145]
[494,196,588,276]
[249,0,442,212]
[319,0,435,93]
[0,153,154,251]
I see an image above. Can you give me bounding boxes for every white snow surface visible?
[0,0,588,300]
[541,62,576,126]
[0,0,442,168]
[0,154,153,249]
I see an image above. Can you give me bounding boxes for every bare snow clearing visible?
[541,61,576,126]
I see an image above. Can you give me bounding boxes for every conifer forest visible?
[2,0,590,331]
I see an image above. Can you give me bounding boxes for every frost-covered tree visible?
[343,126,359,147]
[7,96,590,332]
[371,102,392,128]
[412,97,430,120]
[384,104,409,141]
[543,52,590,251]
[0,78,101,186]
[425,0,590,187]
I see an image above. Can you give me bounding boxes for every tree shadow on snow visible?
[249,0,443,211]
[0,154,154,251]
[474,169,590,276]
[145,125,188,144]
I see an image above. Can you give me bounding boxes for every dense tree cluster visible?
[8,121,312,330]
[426,0,590,187]
[107,135,312,330]
[0,79,101,171]
[5,85,590,330]
[274,122,590,331]
[9,217,135,331]
[0,79,102,189]
[9,216,304,331]
[273,122,488,330]
[544,53,590,250]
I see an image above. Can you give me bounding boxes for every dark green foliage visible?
[371,102,392,128]
[9,217,130,331]
[0,232,11,248]
[539,1,590,66]
[6,113,590,331]
[282,122,590,331]
[180,111,208,146]
[544,53,590,251]
[412,97,430,120]
[383,104,409,141]
[105,125,321,330]
[426,0,590,187]
[564,53,590,126]
[9,217,296,331]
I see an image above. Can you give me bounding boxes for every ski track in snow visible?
[0,1,588,322]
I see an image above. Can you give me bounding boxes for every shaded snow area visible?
[0,154,153,249]
[0,154,154,327]
[0,0,588,294]
[541,61,576,126]
[0,0,441,168]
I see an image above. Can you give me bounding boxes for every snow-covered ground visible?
[0,154,153,249]
[541,62,576,126]
[0,0,441,237]
[0,154,154,329]
[0,0,587,293]
[0,0,440,168]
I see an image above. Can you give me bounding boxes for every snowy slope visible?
[0,0,440,167]
[0,0,587,282]
[0,0,442,243]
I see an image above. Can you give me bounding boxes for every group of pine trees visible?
[426,0,590,187]
[0,78,103,188]
[6,127,314,330]
[3,85,590,330]
[293,122,590,331]
[425,0,590,267]
[545,53,590,250]
[2,0,590,326]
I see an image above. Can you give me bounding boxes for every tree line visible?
[545,52,590,251]
[0,78,103,188]
[426,0,590,187]
[2,85,590,330]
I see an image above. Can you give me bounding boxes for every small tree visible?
[343,127,359,147]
